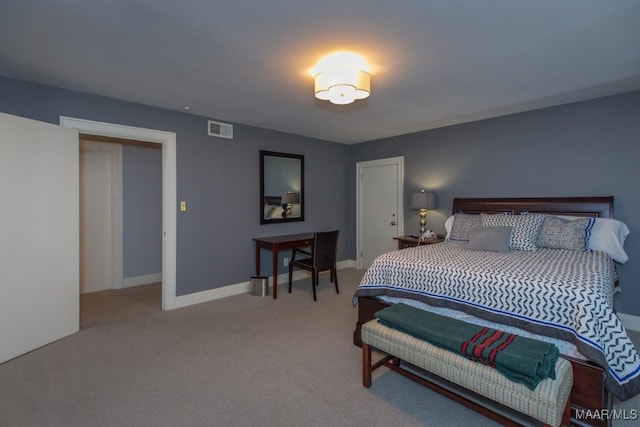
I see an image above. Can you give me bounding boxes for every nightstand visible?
[393,235,445,250]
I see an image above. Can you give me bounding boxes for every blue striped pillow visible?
[536,216,595,252]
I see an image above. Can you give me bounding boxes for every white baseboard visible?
[618,313,640,332]
[172,260,356,309]
[122,273,162,289]
[340,259,357,269]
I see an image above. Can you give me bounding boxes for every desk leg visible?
[255,245,261,276]
[272,248,278,299]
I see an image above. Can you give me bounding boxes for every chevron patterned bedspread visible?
[353,241,640,400]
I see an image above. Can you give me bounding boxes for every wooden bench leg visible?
[363,342,372,388]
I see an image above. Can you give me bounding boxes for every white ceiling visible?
[1,1,639,144]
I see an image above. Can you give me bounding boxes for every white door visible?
[356,157,404,269]
[0,112,79,363]
[80,140,122,293]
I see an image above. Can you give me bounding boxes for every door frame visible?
[355,156,404,269]
[60,117,177,310]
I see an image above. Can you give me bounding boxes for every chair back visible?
[312,230,339,270]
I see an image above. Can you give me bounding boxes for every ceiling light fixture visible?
[313,52,370,105]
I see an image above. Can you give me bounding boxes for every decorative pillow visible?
[264,204,276,218]
[537,216,595,252]
[481,213,544,251]
[448,214,481,241]
[467,226,513,253]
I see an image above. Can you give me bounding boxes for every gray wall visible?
[349,91,640,315]
[2,74,638,315]
[122,145,162,278]
[0,76,350,297]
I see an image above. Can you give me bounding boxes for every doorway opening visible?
[79,135,163,328]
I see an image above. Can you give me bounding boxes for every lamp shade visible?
[313,52,370,105]
[410,191,436,210]
[282,192,299,204]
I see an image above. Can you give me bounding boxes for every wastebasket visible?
[250,276,269,297]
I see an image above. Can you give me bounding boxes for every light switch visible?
[180,201,187,212]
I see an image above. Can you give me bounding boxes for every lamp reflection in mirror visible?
[282,192,299,218]
[409,190,436,235]
[313,52,370,105]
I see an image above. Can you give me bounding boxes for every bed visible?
[352,197,638,427]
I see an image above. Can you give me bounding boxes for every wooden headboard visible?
[264,196,282,206]
[452,196,614,218]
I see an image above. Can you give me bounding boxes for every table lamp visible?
[409,190,436,236]
[282,192,299,218]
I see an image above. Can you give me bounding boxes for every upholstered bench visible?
[361,319,573,427]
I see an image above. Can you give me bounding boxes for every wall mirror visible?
[260,150,304,224]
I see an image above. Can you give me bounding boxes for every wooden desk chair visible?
[288,230,339,301]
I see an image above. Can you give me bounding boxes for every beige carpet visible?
[80,282,162,329]
[2,269,639,427]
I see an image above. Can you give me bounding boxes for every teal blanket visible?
[375,303,559,390]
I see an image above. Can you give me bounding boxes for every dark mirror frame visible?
[260,150,305,224]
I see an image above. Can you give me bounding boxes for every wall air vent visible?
[208,120,233,139]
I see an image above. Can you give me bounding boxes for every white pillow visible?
[588,218,630,263]
[445,215,455,239]
[269,206,284,218]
